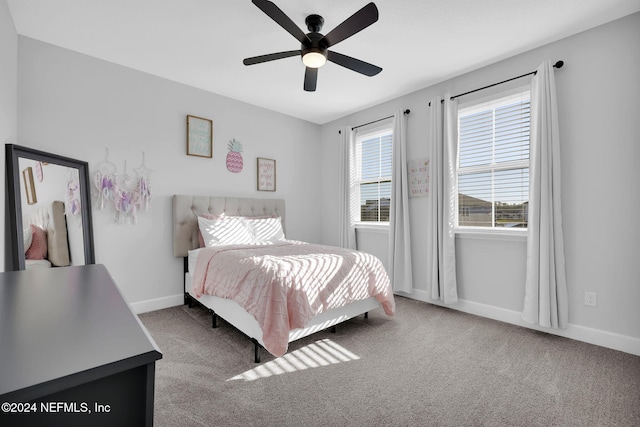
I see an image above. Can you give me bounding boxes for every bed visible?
[172,195,395,362]
[23,200,70,269]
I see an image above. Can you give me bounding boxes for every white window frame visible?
[354,122,393,227]
[456,87,531,236]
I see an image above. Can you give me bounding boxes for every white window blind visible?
[457,90,530,229]
[355,126,393,222]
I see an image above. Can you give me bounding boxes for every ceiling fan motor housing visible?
[301,15,328,61]
[301,33,328,62]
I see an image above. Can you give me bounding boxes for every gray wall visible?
[16,36,322,309]
[319,13,640,353]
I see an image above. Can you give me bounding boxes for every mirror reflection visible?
[5,144,95,271]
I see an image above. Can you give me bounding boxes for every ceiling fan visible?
[243,0,382,92]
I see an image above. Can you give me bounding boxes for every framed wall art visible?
[408,158,429,197]
[186,115,213,158]
[257,157,276,191]
[22,166,37,205]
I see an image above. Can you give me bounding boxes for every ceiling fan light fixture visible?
[302,51,327,68]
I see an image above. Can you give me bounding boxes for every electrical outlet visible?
[584,291,597,307]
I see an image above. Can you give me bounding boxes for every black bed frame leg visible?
[211,311,218,328]
[183,258,190,307]
[330,325,337,333]
[364,312,369,319]
[251,339,261,363]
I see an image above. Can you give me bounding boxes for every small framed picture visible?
[186,115,213,158]
[22,167,37,205]
[257,157,276,191]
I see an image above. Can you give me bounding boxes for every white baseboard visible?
[130,294,184,314]
[132,290,640,356]
[398,289,640,357]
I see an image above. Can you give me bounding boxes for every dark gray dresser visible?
[0,264,162,426]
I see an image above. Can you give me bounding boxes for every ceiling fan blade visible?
[327,51,382,76]
[321,2,379,48]
[243,50,301,65]
[304,67,318,92]
[252,0,311,45]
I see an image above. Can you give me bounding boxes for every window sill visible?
[455,228,527,242]
[355,222,389,234]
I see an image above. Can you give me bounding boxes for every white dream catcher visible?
[93,149,152,224]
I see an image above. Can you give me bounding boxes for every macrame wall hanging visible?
[93,148,152,224]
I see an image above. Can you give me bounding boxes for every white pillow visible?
[247,217,286,243]
[198,216,254,246]
[23,224,33,253]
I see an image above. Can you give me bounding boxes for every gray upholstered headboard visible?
[172,195,286,257]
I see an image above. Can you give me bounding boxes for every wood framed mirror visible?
[5,144,95,271]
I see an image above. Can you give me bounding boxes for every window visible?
[355,126,393,223]
[457,89,530,230]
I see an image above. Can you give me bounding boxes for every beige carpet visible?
[139,296,640,427]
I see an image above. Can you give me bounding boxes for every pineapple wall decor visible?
[226,139,244,173]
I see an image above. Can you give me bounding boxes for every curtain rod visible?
[429,60,564,106]
[338,109,410,134]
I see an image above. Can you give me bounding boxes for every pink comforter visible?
[192,241,395,357]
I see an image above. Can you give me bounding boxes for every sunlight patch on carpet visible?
[227,339,360,382]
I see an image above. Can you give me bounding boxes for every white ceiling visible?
[8,0,640,124]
